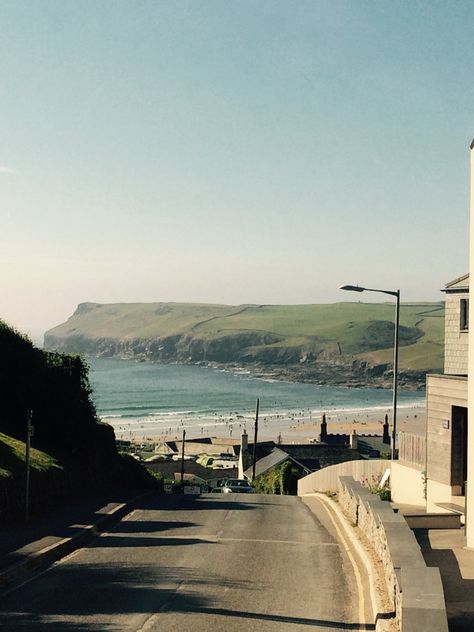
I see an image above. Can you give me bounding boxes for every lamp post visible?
[340,284,400,460]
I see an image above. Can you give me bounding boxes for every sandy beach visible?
[108,403,426,445]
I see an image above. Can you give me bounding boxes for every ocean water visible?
[88,358,425,440]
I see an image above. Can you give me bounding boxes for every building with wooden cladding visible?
[425,274,468,511]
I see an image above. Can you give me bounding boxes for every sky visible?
[1,0,473,341]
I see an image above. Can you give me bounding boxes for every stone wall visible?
[338,476,448,632]
[444,291,468,375]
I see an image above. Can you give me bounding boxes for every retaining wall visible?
[338,476,448,632]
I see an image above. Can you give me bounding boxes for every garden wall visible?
[338,476,448,632]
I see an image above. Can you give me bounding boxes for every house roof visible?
[173,441,238,456]
[244,447,313,479]
[293,458,320,471]
[146,460,239,481]
[235,441,276,458]
[443,273,469,292]
[186,437,213,444]
[356,436,387,457]
[154,441,178,454]
[209,437,241,446]
[244,447,289,479]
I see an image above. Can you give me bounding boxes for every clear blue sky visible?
[1,0,472,340]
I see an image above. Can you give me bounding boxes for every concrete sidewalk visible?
[392,501,474,630]
[0,489,151,590]
[414,527,474,632]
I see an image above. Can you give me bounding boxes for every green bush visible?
[0,320,158,523]
[362,475,391,501]
[253,461,297,495]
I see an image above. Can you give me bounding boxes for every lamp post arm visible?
[362,287,400,298]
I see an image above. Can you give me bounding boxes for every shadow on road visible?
[185,606,375,629]
[91,535,218,548]
[0,493,369,631]
[0,561,373,630]
[111,519,199,533]
[135,494,271,512]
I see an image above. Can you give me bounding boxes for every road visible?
[0,494,372,631]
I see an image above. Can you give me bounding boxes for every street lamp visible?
[339,284,400,460]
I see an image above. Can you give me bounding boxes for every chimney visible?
[350,429,358,450]
[241,430,248,453]
[319,413,327,442]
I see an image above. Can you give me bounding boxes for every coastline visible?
[107,402,426,445]
[89,357,426,444]
[93,356,428,391]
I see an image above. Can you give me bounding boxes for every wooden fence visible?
[398,431,426,469]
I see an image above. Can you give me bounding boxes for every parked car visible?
[222,479,254,494]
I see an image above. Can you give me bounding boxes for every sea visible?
[88,358,425,442]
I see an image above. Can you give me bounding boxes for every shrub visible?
[362,475,391,501]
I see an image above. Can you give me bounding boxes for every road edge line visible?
[303,493,382,628]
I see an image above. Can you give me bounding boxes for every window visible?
[460,298,469,331]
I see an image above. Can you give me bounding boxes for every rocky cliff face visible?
[43,329,429,390]
[45,330,297,364]
[44,300,440,391]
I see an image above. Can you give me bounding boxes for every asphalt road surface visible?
[0,494,370,631]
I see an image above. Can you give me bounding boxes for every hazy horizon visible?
[1,1,472,340]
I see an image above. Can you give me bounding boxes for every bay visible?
[88,358,425,441]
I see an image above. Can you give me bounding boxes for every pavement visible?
[0,489,149,590]
[390,501,474,631]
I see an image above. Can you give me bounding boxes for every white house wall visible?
[390,461,426,506]
[426,478,456,513]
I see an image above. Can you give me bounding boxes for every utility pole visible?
[252,398,259,481]
[25,409,34,522]
[180,429,186,489]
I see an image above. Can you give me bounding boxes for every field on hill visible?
[191,302,445,370]
[45,300,445,373]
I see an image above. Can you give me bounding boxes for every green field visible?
[45,300,445,371]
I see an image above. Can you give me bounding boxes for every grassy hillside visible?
[0,320,157,523]
[45,301,445,372]
[50,302,242,339]
[0,432,61,479]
